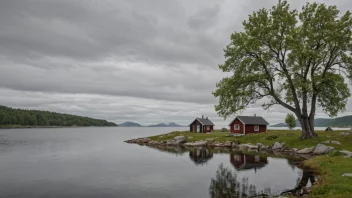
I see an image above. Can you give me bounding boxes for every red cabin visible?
[229,115,269,135]
[189,116,214,133]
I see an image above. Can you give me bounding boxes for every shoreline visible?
[125,129,352,198]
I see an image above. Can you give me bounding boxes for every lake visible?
[0,127,314,198]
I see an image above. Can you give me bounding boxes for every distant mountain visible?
[148,122,184,127]
[271,115,352,128]
[119,122,142,127]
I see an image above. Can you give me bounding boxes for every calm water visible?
[0,127,312,198]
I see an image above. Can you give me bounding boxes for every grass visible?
[147,129,352,198]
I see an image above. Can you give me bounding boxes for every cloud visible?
[0,0,351,126]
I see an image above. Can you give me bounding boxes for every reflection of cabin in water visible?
[230,153,268,171]
[189,148,213,165]
[189,116,215,133]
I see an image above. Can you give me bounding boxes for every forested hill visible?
[0,105,117,127]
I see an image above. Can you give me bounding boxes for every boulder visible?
[331,141,341,145]
[322,140,340,145]
[340,150,352,158]
[260,146,269,150]
[148,140,159,145]
[297,147,315,154]
[206,138,214,141]
[272,142,284,150]
[314,144,334,154]
[173,136,185,144]
[184,140,208,146]
[239,144,258,149]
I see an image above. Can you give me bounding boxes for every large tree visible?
[214,0,352,139]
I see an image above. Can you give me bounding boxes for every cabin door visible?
[197,125,200,133]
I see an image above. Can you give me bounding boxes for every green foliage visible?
[213,0,352,135]
[0,105,117,127]
[285,113,296,129]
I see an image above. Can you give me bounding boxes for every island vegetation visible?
[0,105,117,128]
[213,0,352,139]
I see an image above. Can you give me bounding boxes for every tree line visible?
[0,105,117,127]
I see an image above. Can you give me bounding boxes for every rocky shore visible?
[125,135,352,157]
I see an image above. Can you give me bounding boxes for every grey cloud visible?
[0,0,351,126]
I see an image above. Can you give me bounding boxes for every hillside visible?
[0,105,117,127]
[271,115,352,128]
[148,122,184,127]
[119,122,142,127]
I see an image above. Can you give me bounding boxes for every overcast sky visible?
[0,0,351,127]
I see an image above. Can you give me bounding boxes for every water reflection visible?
[230,153,268,172]
[189,148,214,165]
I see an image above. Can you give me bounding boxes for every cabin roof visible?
[189,118,215,126]
[229,116,269,126]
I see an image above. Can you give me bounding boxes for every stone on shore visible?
[272,142,284,150]
[292,148,299,153]
[173,136,185,144]
[239,144,258,150]
[340,150,352,158]
[297,147,315,154]
[322,140,341,145]
[184,140,208,146]
[256,142,265,147]
[314,144,334,154]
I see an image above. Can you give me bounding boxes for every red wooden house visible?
[189,116,214,133]
[229,115,269,135]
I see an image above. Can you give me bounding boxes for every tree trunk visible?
[300,116,318,139]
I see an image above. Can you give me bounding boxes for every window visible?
[234,124,240,130]
[207,126,210,130]
[254,125,259,131]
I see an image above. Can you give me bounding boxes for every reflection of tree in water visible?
[189,148,213,165]
[281,169,316,197]
[209,164,260,198]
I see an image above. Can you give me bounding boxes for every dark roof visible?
[229,116,269,125]
[189,118,215,126]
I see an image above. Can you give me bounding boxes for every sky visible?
[0,0,351,127]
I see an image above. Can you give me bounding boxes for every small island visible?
[125,129,352,197]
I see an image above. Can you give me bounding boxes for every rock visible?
[206,138,214,141]
[297,147,315,154]
[272,142,284,150]
[224,141,232,147]
[135,138,151,144]
[184,140,208,146]
[331,141,341,145]
[314,144,334,154]
[239,144,258,150]
[148,140,159,145]
[173,136,185,144]
[292,148,299,153]
[342,173,352,177]
[340,150,352,158]
[260,146,269,150]
[302,186,312,194]
[321,140,340,144]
